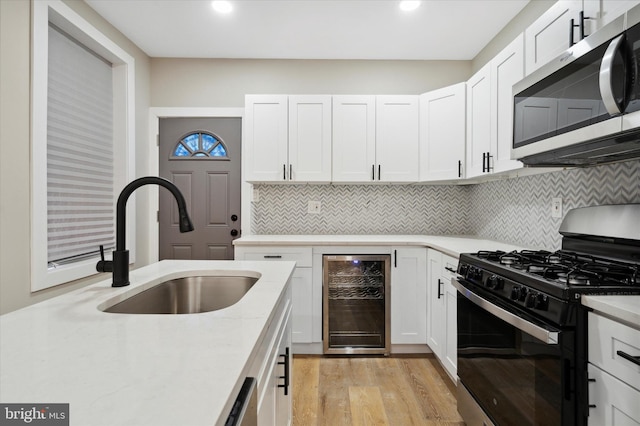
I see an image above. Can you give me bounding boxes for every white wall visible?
[0,0,151,314]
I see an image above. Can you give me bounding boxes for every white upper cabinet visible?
[467,34,525,178]
[419,83,466,181]
[288,95,332,182]
[332,95,420,183]
[376,96,420,182]
[244,95,331,183]
[466,64,492,178]
[525,0,639,75]
[490,34,525,174]
[332,95,377,182]
[244,95,289,182]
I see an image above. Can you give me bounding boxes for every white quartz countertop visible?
[0,260,296,426]
[582,295,640,329]
[233,234,531,258]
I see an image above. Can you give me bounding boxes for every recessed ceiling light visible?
[399,1,421,12]
[212,0,233,14]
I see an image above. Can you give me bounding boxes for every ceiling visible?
[85,0,530,61]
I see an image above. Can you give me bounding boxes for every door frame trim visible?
[149,107,246,264]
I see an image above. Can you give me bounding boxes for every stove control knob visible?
[525,292,539,308]
[485,275,504,290]
[518,287,528,302]
[534,294,549,311]
[510,286,521,300]
[459,264,469,276]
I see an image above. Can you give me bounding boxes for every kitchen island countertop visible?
[0,260,296,426]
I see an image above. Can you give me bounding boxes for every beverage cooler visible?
[323,255,390,355]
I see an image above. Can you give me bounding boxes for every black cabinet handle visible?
[580,11,592,40]
[283,164,286,180]
[277,347,290,395]
[437,279,443,299]
[458,160,462,178]
[445,266,457,273]
[263,255,282,259]
[289,164,292,180]
[372,164,375,181]
[485,152,493,172]
[617,350,640,366]
[482,152,487,173]
[378,164,381,181]
[394,250,397,268]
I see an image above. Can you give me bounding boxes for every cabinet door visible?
[427,250,445,357]
[587,364,640,426]
[376,96,420,182]
[275,311,292,426]
[291,267,313,343]
[525,0,583,75]
[491,34,525,174]
[391,247,427,344]
[583,0,640,35]
[332,95,376,182]
[419,83,466,181]
[443,279,458,379]
[466,64,492,178]
[288,95,332,182]
[244,95,288,182]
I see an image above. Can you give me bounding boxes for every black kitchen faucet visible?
[96,176,194,287]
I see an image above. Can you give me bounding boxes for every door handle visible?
[437,279,443,299]
[569,17,579,46]
[394,250,397,268]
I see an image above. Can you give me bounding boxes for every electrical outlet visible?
[551,197,562,218]
[308,200,321,214]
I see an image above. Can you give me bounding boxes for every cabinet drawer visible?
[588,313,640,391]
[235,246,312,267]
[442,254,459,280]
[587,363,640,425]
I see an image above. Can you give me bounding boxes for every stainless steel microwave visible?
[512,5,640,166]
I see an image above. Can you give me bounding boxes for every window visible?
[31,0,135,291]
[171,132,229,159]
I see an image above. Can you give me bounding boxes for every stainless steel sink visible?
[102,275,258,314]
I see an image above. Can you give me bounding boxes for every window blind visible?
[47,24,114,264]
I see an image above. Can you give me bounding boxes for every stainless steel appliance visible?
[323,254,391,355]
[512,5,640,166]
[453,204,640,426]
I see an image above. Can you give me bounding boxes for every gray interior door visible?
[159,117,241,260]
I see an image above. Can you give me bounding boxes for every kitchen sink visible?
[102,275,259,314]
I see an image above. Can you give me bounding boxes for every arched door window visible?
[171,131,229,159]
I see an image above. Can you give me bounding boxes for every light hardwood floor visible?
[292,355,464,426]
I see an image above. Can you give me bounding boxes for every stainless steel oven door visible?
[452,278,576,426]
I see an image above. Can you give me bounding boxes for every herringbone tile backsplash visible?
[252,160,640,250]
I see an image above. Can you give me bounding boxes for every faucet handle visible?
[96,245,113,273]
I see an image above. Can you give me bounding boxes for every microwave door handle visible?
[599,34,625,115]
[451,278,559,345]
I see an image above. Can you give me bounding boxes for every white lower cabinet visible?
[248,281,292,426]
[427,249,458,381]
[390,247,427,344]
[587,312,640,425]
[234,246,313,345]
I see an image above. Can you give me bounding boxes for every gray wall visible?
[0,0,152,314]
[150,58,472,107]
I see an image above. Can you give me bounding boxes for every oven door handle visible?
[451,278,559,345]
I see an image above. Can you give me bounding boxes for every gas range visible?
[457,248,640,326]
